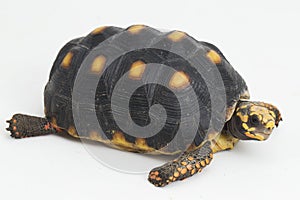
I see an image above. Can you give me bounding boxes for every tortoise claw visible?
[6,119,13,131]
[5,115,23,139]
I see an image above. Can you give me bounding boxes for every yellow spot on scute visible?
[89,130,103,141]
[128,25,145,34]
[128,60,146,80]
[167,31,186,42]
[169,71,190,89]
[68,126,78,138]
[206,50,222,64]
[61,52,73,69]
[90,55,106,74]
[112,131,134,149]
[91,26,107,35]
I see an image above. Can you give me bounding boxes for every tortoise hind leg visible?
[6,114,58,139]
[148,141,213,187]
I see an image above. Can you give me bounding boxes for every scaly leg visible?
[6,114,58,139]
[148,141,213,187]
[211,131,239,153]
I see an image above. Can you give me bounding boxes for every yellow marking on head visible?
[169,176,173,180]
[236,104,248,112]
[128,60,146,80]
[266,121,275,129]
[169,71,190,89]
[250,105,277,126]
[181,168,187,175]
[177,167,182,172]
[90,55,106,74]
[242,123,249,130]
[167,31,187,42]
[245,131,264,141]
[250,106,270,121]
[68,126,78,137]
[200,160,206,167]
[206,50,222,64]
[128,25,145,34]
[112,131,134,148]
[254,102,281,122]
[269,111,276,118]
[61,52,73,69]
[89,130,103,141]
[173,171,180,178]
[237,112,249,123]
[248,127,256,132]
[155,177,162,181]
[91,26,107,35]
[13,119,17,124]
[250,112,263,121]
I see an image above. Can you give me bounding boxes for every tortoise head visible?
[227,101,282,141]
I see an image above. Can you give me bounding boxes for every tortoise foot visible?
[6,114,27,138]
[148,165,173,187]
[148,141,213,187]
[6,114,55,139]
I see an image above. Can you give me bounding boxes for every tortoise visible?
[6,24,282,187]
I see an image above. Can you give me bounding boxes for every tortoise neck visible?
[224,116,249,140]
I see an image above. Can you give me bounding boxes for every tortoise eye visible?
[249,115,260,126]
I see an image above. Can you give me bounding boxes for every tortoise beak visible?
[253,132,271,141]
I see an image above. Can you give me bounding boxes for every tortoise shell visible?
[44,25,249,154]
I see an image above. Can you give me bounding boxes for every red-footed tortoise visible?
[6,25,282,187]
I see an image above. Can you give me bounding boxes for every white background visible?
[0,0,299,199]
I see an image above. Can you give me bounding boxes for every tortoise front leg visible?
[210,131,239,153]
[6,114,58,139]
[148,141,213,187]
